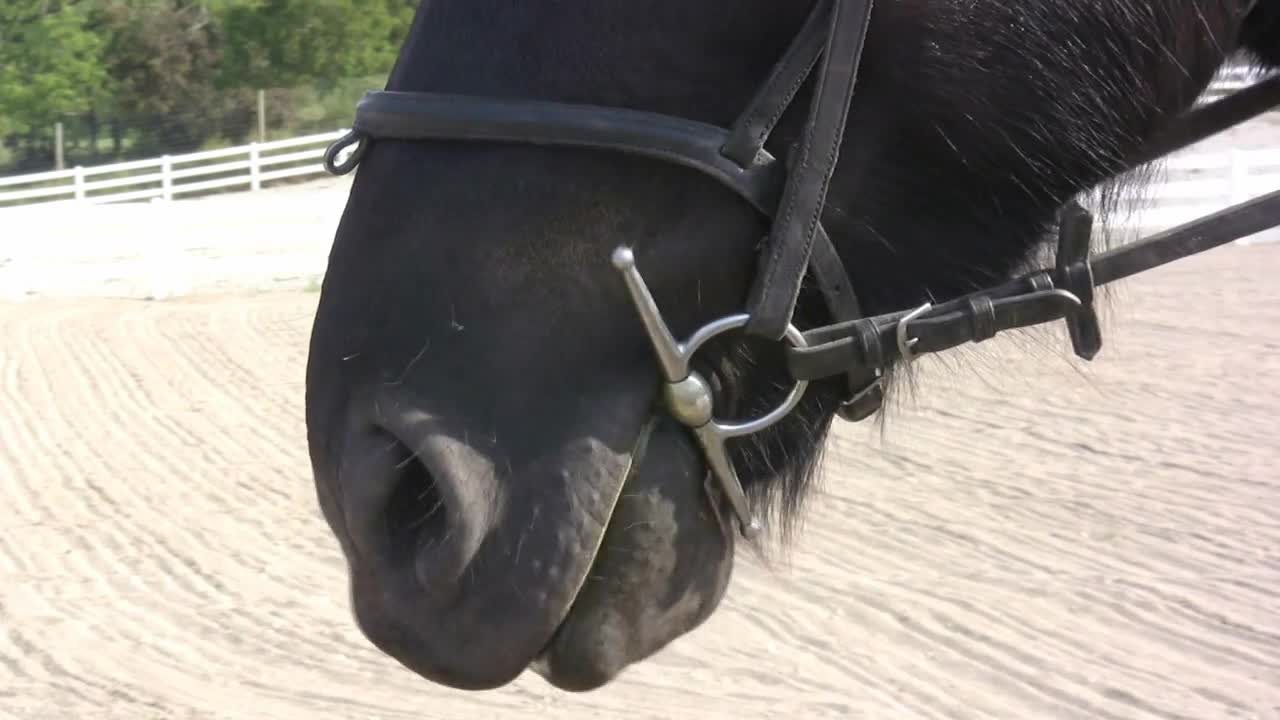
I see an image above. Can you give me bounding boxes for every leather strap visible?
[1124,75,1280,171]
[720,0,880,413]
[789,70,1280,387]
[337,90,787,215]
[744,0,874,341]
[807,224,883,418]
[1091,187,1280,285]
[788,188,1280,382]
[721,0,833,168]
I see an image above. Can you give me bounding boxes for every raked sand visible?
[1,107,1279,719]
[0,236,1278,719]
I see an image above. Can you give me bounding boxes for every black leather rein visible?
[788,76,1280,383]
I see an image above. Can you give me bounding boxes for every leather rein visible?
[323,0,1280,538]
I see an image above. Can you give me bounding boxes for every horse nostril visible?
[340,420,490,604]
[380,432,451,564]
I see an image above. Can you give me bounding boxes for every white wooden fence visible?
[0,66,1271,210]
[0,129,349,208]
[1116,148,1280,238]
[0,69,1276,240]
[0,131,1276,240]
[1200,65,1267,102]
[0,85,1276,300]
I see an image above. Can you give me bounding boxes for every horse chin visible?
[529,418,738,692]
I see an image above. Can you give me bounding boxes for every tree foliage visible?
[0,0,109,137]
[220,0,417,89]
[0,0,418,169]
[94,0,247,152]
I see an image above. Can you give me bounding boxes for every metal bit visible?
[612,247,811,539]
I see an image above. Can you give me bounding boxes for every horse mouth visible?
[522,420,659,692]
[522,415,738,692]
[332,377,737,692]
[527,628,571,686]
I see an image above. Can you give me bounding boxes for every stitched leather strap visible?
[721,0,833,167]
[345,90,787,214]
[720,0,880,411]
[744,0,875,340]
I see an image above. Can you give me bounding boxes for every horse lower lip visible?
[524,610,598,690]
[521,582,586,685]
[522,441,649,686]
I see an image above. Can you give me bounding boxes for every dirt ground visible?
[1,92,1278,720]
[1,237,1278,719]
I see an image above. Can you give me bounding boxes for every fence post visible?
[160,155,173,201]
[257,90,267,143]
[249,143,261,191]
[73,166,86,202]
[55,122,65,171]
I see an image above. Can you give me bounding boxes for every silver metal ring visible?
[664,312,811,437]
[708,323,809,438]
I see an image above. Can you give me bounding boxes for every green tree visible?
[219,0,415,89]
[93,0,250,153]
[0,0,108,137]
[1,0,419,170]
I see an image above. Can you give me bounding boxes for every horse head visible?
[305,0,1278,692]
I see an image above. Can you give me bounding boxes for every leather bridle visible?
[324,0,1280,538]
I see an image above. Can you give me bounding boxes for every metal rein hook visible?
[611,247,810,539]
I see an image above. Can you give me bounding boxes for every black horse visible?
[305,0,1280,693]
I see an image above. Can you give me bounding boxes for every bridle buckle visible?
[896,303,934,367]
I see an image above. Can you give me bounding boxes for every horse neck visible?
[385,0,819,123]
